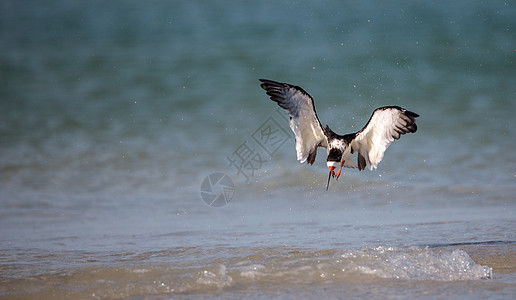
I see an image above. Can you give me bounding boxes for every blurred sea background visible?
[1,0,515,299]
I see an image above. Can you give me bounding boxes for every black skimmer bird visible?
[259,79,419,190]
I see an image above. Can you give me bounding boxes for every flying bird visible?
[259,79,419,190]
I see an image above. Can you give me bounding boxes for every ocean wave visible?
[0,246,492,298]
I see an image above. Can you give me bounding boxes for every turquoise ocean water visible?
[1,1,516,298]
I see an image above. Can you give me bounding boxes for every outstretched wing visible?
[259,79,328,165]
[350,106,419,171]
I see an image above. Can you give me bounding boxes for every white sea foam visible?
[194,246,492,289]
[196,264,233,289]
[340,246,492,281]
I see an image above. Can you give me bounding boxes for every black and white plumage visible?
[259,79,419,189]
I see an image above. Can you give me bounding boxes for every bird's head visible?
[326,148,343,175]
[326,148,343,190]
